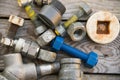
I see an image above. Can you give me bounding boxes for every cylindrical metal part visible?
[37,62,60,76]
[38,0,66,28]
[59,58,83,80]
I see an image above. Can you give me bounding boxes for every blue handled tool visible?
[51,36,98,68]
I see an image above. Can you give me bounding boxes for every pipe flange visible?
[67,22,86,41]
[86,11,120,44]
[38,0,66,29]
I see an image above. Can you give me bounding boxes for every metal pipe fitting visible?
[86,11,120,44]
[51,36,98,68]
[37,29,56,47]
[59,58,83,80]
[2,53,60,80]
[34,0,52,6]
[0,37,56,62]
[54,2,92,37]
[67,22,86,41]
[38,0,66,29]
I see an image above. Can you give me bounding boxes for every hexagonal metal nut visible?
[27,41,40,58]
[79,2,92,15]
[18,0,32,7]
[8,15,24,26]
[21,40,32,56]
[38,49,56,62]
[67,22,86,41]
[1,37,14,46]
[37,29,56,47]
[34,25,47,36]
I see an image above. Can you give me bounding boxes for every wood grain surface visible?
[0,0,120,80]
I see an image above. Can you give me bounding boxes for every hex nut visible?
[37,29,56,46]
[38,49,56,62]
[8,15,24,26]
[67,22,86,41]
[79,1,92,15]
[18,0,32,7]
[21,40,32,56]
[1,37,14,46]
[34,25,47,36]
[55,25,66,37]
[86,11,120,44]
[27,42,40,58]
[15,38,25,52]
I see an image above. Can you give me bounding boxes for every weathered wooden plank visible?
[39,75,120,80]
[0,19,119,74]
[0,0,120,20]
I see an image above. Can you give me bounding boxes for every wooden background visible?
[0,0,120,80]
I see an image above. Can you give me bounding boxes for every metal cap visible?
[51,0,66,15]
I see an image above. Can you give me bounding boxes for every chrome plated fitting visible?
[59,58,83,80]
[37,29,56,47]
[38,0,66,29]
[2,53,60,80]
[0,37,56,62]
[67,22,86,41]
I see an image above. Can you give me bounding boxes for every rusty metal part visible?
[37,29,56,47]
[59,58,83,80]
[86,11,120,44]
[2,53,60,80]
[34,0,52,6]
[67,22,86,41]
[0,37,56,62]
[38,0,66,28]
[38,49,56,62]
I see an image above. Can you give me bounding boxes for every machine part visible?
[8,15,24,26]
[2,53,60,80]
[38,0,66,28]
[34,25,47,36]
[37,29,56,47]
[64,2,92,28]
[59,58,83,80]
[0,37,56,62]
[27,42,40,58]
[34,0,52,6]
[67,22,86,41]
[38,49,56,62]
[18,0,32,7]
[54,2,91,37]
[86,11,120,44]
[51,36,98,68]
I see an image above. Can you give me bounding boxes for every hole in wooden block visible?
[97,21,110,34]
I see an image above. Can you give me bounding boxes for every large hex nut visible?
[18,0,32,7]
[8,15,24,26]
[21,40,32,56]
[15,38,25,52]
[27,42,40,58]
[34,25,47,36]
[86,11,120,44]
[38,49,56,62]
[67,22,86,41]
[37,29,56,46]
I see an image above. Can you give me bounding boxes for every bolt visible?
[54,2,92,37]
[0,37,56,62]
[59,58,83,80]
[51,36,98,68]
